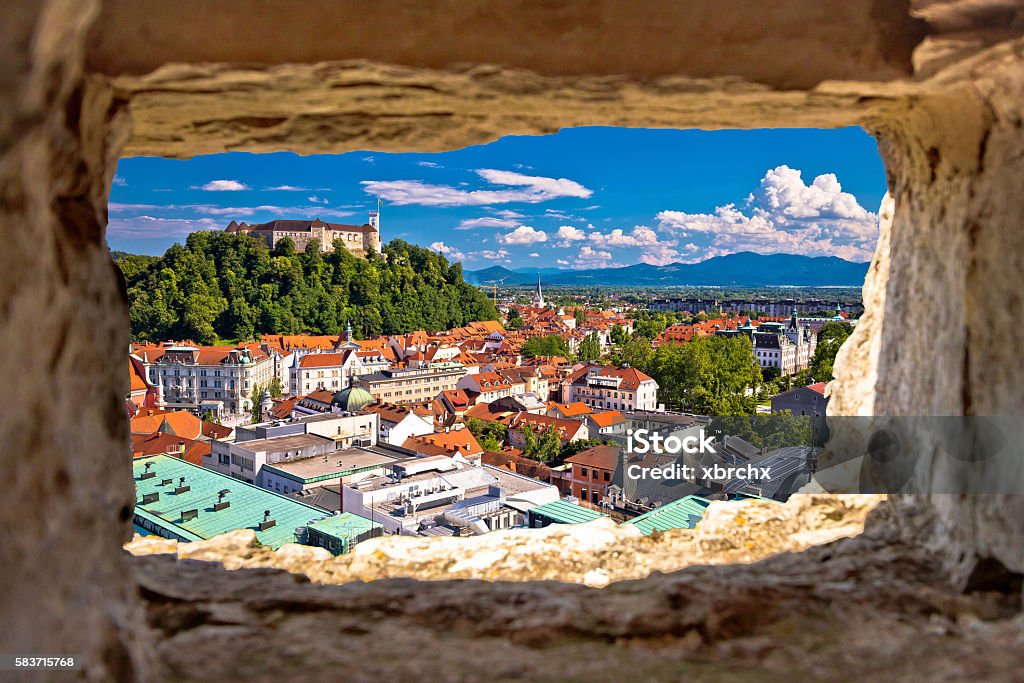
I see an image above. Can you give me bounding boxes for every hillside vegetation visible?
[115,232,499,344]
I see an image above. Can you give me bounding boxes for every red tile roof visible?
[201,421,233,440]
[470,371,514,391]
[588,410,625,428]
[806,382,829,396]
[130,410,203,440]
[404,430,483,457]
[269,397,297,420]
[509,412,585,440]
[566,444,620,471]
[440,389,471,410]
[363,402,420,424]
[298,352,350,368]
[129,358,149,391]
[482,451,552,481]
[464,402,515,424]
[550,402,592,418]
[131,432,210,465]
[567,364,655,390]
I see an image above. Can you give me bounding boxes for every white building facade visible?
[563,365,659,412]
[144,345,276,417]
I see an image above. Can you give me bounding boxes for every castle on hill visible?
[225,211,381,257]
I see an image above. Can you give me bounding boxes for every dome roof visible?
[331,385,374,411]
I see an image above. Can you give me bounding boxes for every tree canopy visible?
[576,332,602,362]
[707,413,813,450]
[466,417,508,452]
[521,334,570,359]
[630,334,761,415]
[115,232,499,344]
[809,321,853,381]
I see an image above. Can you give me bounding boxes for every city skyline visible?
[109,126,886,267]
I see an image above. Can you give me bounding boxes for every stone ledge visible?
[127,494,883,587]
[130,497,1024,682]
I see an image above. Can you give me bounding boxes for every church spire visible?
[532,272,545,308]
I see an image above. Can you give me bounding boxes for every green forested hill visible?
[115,232,499,343]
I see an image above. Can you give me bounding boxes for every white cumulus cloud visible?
[556,225,587,244]
[429,241,466,261]
[572,245,613,268]
[196,179,249,191]
[588,226,662,248]
[471,248,511,262]
[361,169,592,207]
[656,165,878,262]
[497,225,549,245]
[456,216,521,230]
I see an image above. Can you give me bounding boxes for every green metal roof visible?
[622,496,712,535]
[307,512,381,542]
[132,454,336,549]
[331,385,375,411]
[529,499,608,525]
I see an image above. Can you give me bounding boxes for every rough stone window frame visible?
[2,1,1023,678]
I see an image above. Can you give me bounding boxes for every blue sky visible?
[109,126,886,268]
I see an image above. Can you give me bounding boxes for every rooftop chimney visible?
[174,476,190,495]
[214,488,231,511]
[259,509,276,531]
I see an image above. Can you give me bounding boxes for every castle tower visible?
[367,206,382,254]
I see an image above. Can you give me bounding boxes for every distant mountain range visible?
[467,252,870,287]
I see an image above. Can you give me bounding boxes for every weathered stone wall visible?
[0,1,152,680]
[871,44,1024,584]
[86,1,927,158]
[2,1,1024,679]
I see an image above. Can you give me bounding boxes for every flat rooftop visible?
[353,467,453,492]
[232,433,333,452]
[353,462,492,493]
[483,465,552,495]
[264,448,396,482]
[307,512,381,540]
